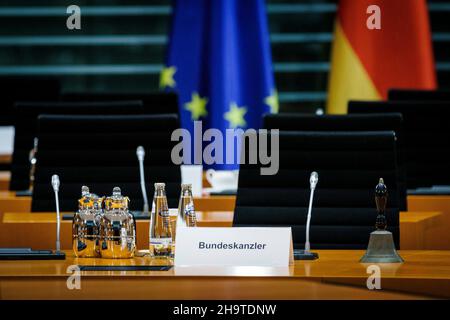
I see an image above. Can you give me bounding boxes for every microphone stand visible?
[136,146,149,216]
[295,171,319,260]
[51,175,65,258]
[52,175,61,253]
[0,176,66,260]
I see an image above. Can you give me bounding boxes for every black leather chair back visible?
[32,114,181,212]
[61,92,179,115]
[234,131,401,249]
[264,113,403,133]
[263,113,407,210]
[348,101,450,189]
[389,89,450,102]
[0,77,60,126]
[10,101,144,191]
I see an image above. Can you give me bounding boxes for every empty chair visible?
[348,101,450,189]
[263,113,407,210]
[234,131,401,249]
[389,89,450,102]
[0,77,60,126]
[264,113,403,135]
[32,114,181,212]
[62,92,179,115]
[10,101,144,191]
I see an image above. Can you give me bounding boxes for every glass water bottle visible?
[177,183,197,228]
[149,183,173,258]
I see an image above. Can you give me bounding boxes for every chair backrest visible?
[348,100,450,189]
[233,131,401,250]
[263,113,407,210]
[61,92,179,115]
[0,77,60,126]
[389,89,450,102]
[32,114,181,212]
[10,101,144,191]
[264,113,403,132]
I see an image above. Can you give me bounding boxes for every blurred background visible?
[0,0,448,114]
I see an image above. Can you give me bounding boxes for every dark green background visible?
[0,0,448,113]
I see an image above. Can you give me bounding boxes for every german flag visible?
[327,0,437,114]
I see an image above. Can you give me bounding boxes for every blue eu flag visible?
[162,0,277,170]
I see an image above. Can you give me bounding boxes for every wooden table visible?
[0,250,449,299]
[0,191,31,215]
[0,154,11,165]
[0,172,10,191]
[2,192,449,215]
[1,194,449,249]
[0,193,235,214]
[0,210,443,250]
[0,169,213,191]
[408,196,450,249]
[0,212,229,250]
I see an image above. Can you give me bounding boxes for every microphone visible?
[310,171,318,191]
[0,174,66,260]
[136,146,149,215]
[51,174,61,253]
[305,171,318,252]
[294,171,319,260]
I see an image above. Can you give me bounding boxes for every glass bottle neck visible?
[156,188,167,197]
[181,188,193,198]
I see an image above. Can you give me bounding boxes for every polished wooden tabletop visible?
[0,193,234,214]
[1,188,449,299]
[0,154,11,165]
[0,191,31,214]
[2,194,446,251]
[0,210,444,250]
[0,250,449,299]
[0,171,10,191]
[1,191,448,214]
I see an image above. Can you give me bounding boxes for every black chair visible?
[10,101,144,191]
[263,113,407,210]
[264,113,403,135]
[348,101,450,189]
[32,114,181,212]
[61,92,179,116]
[0,77,60,126]
[233,131,401,249]
[389,89,450,102]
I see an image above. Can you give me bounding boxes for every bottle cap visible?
[81,185,90,196]
[112,186,121,197]
[181,183,192,190]
[155,182,166,190]
[105,187,129,211]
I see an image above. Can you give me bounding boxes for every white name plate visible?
[174,227,293,267]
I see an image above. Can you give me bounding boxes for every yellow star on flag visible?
[265,89,279,114]
[224,102,247,128]
[184,92,208,120]
[159,66,177,89]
